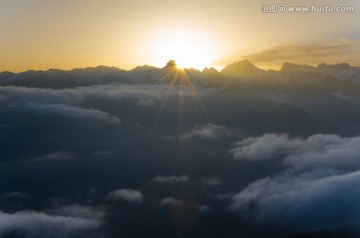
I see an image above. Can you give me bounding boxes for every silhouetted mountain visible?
[220,59,266,80]
[218,61,360,95]
[0,66,130,88]
[138,61,192,84]
[202,67,219,75]
[275,62,335,86]
[1,60,360,94]
[317,63,360,83]
[277,62,360,86]
[126,65,159,83]
[280,62,317,73]
[165,60,177,67]
[126,61,210,85]
[0,71,16,84]
[200,67,231,86]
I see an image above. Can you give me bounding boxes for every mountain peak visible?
[281,62,316,72]
[221,59,264,78]
[223,59,257,70]
[242,58,253,65]
[317,62,360,82]
[166,60,177,68]
[318,63,352,71]
[202,67,219,73]
[130,65,158,72]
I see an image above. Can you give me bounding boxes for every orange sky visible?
[1,0,360,72]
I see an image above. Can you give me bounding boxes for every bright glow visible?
[148,29,219,70]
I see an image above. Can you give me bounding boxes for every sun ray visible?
[182,70,212,123]
[146,71,178,141]
[144,60,214,163]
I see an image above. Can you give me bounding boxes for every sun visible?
[148,29,219,70]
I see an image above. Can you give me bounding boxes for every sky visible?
[1,0,360,72]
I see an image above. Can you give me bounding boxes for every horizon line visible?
[1,59,358,74]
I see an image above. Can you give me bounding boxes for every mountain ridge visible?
[1,60,360,92]
[2,59,360,75]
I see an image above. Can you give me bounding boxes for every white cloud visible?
[76,84,162,106]
[22,103,121,124]
[230,133,360,171]
[283,134,360,171]
[229,133,360,232]
[0,86,84,106]
[0,84,215,128]
[106,189,143,203]
[0,84,213,108]
[0,210,103,238]
[151,175,190,184]
[160,197,182,206]
[0,84,162,107]
[184,124,230,139]
[49,205,105,220]
[230,170,360,231]
[229,134,300,161]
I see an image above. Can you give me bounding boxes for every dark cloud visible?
[22,103,121,124]
[2,192,28,199]
[0,210,103,238]
[200,177,222,187]
[151,175,190,184]
[184,123,230,139]
[332,92,351,100]
[208,192,235,202]
[160,197,183,206]
[197,204,211,212]
[106,189,143,203]
[36,151,74,161]
[49,205,105,220]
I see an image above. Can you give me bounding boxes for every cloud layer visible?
[2,79,360,238]
[230,133,360,233]
[230,133,360,171]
